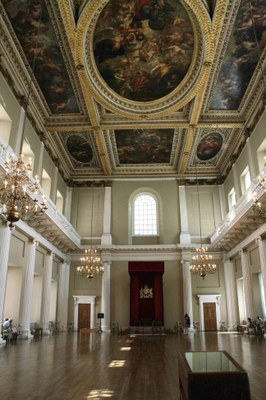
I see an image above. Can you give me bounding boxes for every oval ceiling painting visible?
[93,0,194,102]
[197,132,223,161]
[66,135,93,164]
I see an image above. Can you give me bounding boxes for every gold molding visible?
[46,121,244,132]
[73,0,214,119]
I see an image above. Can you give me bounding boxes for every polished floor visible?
[0,330,265,400]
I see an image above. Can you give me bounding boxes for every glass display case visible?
[178,351,251,400]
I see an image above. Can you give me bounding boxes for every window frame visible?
[132,192,159,237]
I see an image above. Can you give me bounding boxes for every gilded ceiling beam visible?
[57,0,76,49]
[93,127,112,176]
[57,1,111,174]
[46,121,244,132]
[178,0,229,174]
[178,124,195,175]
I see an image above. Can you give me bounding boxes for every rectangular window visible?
[0,104,12,145]
[56,190,63,214]
[134,194,158,235]
[240,167,251,195]
[41,169,51,198]
[228,188,236,210]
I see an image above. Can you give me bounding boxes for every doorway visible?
[203,302,217,331]
[78,304,90,331]
[73,295,96,331]
[197,294,221,331]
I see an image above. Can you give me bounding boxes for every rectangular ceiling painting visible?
[115,129,174,164]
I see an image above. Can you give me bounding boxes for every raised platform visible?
[130,325,165,335]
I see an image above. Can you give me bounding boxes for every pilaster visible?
[257,237,266,317]
[40,252,53,334]
[101,186,112,245]
[19,239,37,339]
[223,257,238,330]
[0,221,12,345]
[240,249,254,319]
[181,255,193,328]
[101,262,110,331]
[179,186,191,245]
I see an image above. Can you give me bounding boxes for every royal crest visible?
[139,285,153,299]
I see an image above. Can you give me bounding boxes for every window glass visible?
[228,188,236,210]
[241,167,251,194]
[0,104,11,145]
[134,194,158,235]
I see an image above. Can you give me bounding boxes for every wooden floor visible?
[0,331,265,400]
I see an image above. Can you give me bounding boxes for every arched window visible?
[133,193,158,235]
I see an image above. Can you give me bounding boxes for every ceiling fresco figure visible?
[66,135,93,164]
[210,0,266,110]
[197,132,223,161]
[93,0,194,101]
[2,0,80,114]
[115,129,174,164]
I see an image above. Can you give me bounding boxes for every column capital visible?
[28,238,38,247]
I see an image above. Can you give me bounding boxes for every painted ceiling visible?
[0,0,266,185]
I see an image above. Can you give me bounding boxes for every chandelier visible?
[77,248,104,280]
[0,5,47,229]
[76,182,104,279]
[190,247,217,279]
[189,165,217,279]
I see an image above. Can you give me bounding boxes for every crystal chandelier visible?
[0,155,47,228]
[76,182,104,279]
[189,165,217,279]
[77,248,104,280]
[190,247,217,279]
[0,5,47,229]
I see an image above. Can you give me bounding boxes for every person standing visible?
[183,313,191,334]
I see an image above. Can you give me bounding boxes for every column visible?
[40,252,53,335]
[101,262,110,331]
[50,167,58,204]
[240,249,254,319]
[223,257,239,330]
[219,184,227,219]
[232,164,241,201]
[13,106,25,155]
[34,141,44,179]
[257,237,266,316]
[57,261,70,331]
[246,138,258,180]
[179,186,191,245]
[63,262,70,331]
[181,256,193,329]
[101,185,112,245]
[63,187,72,221]
[19,239,37,339]
[0,222,12,345]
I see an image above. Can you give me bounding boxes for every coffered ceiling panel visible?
[0,0,265,185]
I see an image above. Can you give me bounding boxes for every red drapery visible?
[129,262,164,326]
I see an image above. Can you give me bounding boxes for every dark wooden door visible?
[203,302,217,331]
[78,304,90,331]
